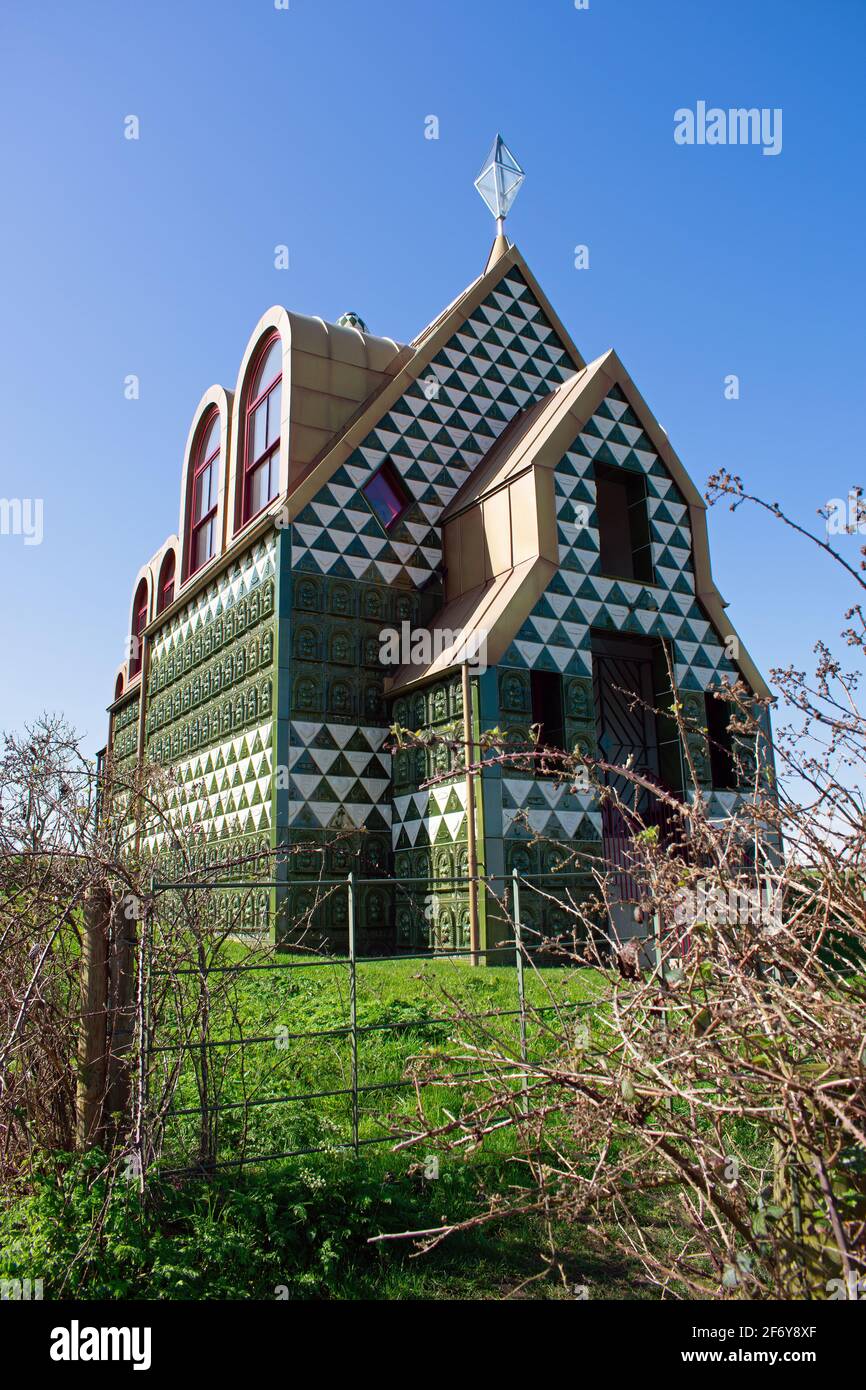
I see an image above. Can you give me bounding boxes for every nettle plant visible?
[380,482,866,1300]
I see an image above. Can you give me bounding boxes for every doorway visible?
[592,632,663,941]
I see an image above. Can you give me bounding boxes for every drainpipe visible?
[462,662,480,966]
[133,631,151,858]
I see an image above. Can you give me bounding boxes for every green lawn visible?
[1,953,652,1300]
[150,946,604,1172]
[3,932,781,1300]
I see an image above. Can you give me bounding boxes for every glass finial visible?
[474,135,525,230]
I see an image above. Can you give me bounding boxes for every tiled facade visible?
[107,242,772,952]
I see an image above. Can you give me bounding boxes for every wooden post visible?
[462,662,480,966]
[76,885,110,1148]
[102,625,149,1141]
[105,895,138,1138]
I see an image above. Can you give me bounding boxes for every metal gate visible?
[136,870,592,1179]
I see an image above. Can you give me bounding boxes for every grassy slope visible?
[3,957,656,1299]
[154,951,603,1169]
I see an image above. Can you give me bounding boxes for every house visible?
[107,151,772,955]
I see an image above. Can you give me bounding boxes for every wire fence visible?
[139,870,596,1178]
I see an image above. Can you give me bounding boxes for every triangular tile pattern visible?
[144,540,277,855]
[151,539,277,657]
[291,268,573,589]
[287,267,574,847]
[501,386,740,693]
[501,776,601,842]
[143,722,274,851]
[497,385,746,846]
[287,720,392,830]
[391,780,468,851]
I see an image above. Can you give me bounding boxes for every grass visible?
[151,945,604,1172]
[0,950,647,1300]
[2,948,650,1300]
[0,1145,648,1300]
[3,930,787,1300]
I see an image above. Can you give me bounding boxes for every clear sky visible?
[1,0,864,757]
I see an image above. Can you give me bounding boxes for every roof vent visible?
[336,310,368,333]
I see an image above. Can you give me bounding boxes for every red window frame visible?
[157,550,175,613]
[241,333,282,527]
[187,409,221,579]
[129,579,148,678]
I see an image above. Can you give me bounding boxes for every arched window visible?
[242,334,282,524]
[114,673,124,702]
[157,550,176,613]
[187,410,221,576]
[129,578,148,679]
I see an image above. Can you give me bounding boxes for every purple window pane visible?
[364,467,406,527]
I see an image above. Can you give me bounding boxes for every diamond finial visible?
[474,135,525,230]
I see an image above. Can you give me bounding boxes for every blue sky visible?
[1,0,864,756]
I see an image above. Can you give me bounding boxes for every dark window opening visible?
[593,462,654,583]
[651,641,685,797]
[363,459,410,530]
[530,670,565,753]
[705,691,736,789]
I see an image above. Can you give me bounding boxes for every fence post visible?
[76,884,110,1148]
[105,893,138,1140]
[131,890,152,1191]
[347,872,359,1155]
[512,869,529,1114]
[462,662,480,966]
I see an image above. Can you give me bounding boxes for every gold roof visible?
[386,346,771,700]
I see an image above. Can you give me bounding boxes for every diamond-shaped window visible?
[363,460,410,530]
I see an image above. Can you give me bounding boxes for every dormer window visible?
[157,549,175,613]
[189,411,220,576]
[363,459,410,530]
[593,462,654,583]
[243,334,282,524]
[129,578,148,678]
